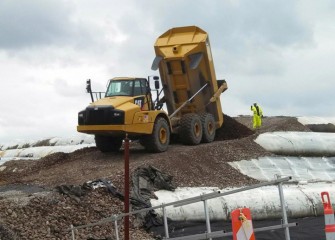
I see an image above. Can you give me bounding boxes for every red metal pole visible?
[124,134,130,240]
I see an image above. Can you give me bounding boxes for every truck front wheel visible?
[95,135,123,152]
[140,117,170,153]
[180,113,203,145]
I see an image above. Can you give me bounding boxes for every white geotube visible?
[151,183,335,221]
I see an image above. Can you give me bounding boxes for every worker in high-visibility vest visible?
[251,103,263,129]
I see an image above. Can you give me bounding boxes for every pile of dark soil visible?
[215,114,254,141]
[306,123,335,132]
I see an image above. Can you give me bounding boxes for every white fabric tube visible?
[151,184,335,221]
[255,132,335,156]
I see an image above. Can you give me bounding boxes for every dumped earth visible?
[0,115,312,239]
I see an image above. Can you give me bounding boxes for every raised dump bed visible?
[77,26,228,153]
[152,26,227,132]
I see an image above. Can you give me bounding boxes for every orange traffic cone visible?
[321,192,335,240]
[231,208,256,240]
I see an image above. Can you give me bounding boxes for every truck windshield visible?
[105,80,134,97]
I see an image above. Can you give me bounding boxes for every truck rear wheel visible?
[141,117,170,153]
[180,113,203,145]
[95,135,123,152]
[201,113,216,143]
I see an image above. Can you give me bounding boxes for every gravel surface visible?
[0,115,310,239]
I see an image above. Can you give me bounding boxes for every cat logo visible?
[134,97,144,108]
[135,99,142,106]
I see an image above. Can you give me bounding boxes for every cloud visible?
[0,0,75,49]
[132,0,315,80]
[233,1,313,47]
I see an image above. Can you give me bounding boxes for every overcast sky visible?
[0,0,334,143]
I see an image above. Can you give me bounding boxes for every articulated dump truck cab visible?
[77,77,171,153]
[152,26,228,145]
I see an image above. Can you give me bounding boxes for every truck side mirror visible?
[86,79,92,93]
[154,79,160,90]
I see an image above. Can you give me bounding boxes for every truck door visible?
[133,79,152,111]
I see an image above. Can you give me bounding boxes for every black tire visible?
[180,113,203,145]
[141,117,170,153]
[95,135,123,153]
[200,113,216,143]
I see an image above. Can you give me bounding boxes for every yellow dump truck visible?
[77,26,227,153]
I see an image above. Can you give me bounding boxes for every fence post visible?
[277,176,290,240]
[163,206,169,239]
[203,199,212,240]
[114,215,120,240]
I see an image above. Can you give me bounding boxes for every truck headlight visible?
[78,110,86,125]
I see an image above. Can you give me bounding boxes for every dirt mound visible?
[306,123,335,132]
[0,115,311,239]
[215,114,254,141]
[0,187,154,239]
[261,116,311,132]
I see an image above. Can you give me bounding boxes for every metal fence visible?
[68,175,296,240]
